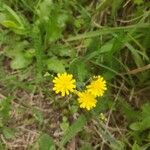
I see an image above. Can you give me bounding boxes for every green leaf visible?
[38,133,56,150]
[32,108,44,124]
[37,0,68,42]
[69,58,89,82]
[37,0,53,19]
[87,40,113,60]
[60,115,87,146]
[0,97,12,124]
[60,116,69,132]
[126,43,144,68]
[1,20,18,28]
[133,0,144,5]
[0,4,28,34]
[79,143,93,150]
[130,103,150,131]
[93,97,113,115]
[47,57,66,73]
[67,24,149,41]
[130,117,150,131]
[142,143,150,150]
[96,0,113,12]
[111,0,123,17]
[10,53,32,69]
[132,142,141,150]
[3,4,24,26]
[2,127,16,139]
[32,26,44,78]
[0,141,5,150]
[117,98,139,122]
[141,103,150,118]
[50,45,75,58]
[110,140,125,150]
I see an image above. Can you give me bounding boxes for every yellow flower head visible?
[77,91,97,111]
[53,73,76,96]
[86,76,107,97]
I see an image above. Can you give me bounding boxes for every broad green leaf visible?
[10,53,32,69]
[132,142,141,150]
[38,133,56,150]
[60,115,87,146]
[47,57,66,73]
[130,117,150,131]
[1,20,18,28]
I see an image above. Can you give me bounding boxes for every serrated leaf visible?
[47,57,65,73]
[38,133,56,150]
[0,4,27,34]
[60,115,87,146]
[37,0,68,42]
[3,4,23,26]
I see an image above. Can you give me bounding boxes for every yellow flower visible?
[53,73,76,96]
[86,76,107,97]
[77,91,97,111]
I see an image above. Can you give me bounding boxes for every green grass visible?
[0,0,150,149]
